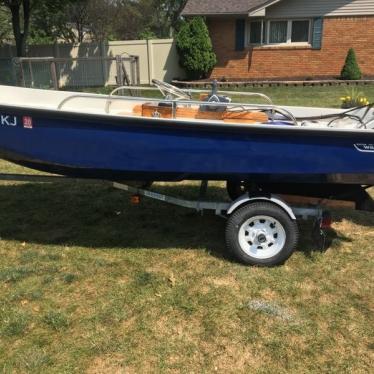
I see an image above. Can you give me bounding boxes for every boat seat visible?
[126,103,268,124]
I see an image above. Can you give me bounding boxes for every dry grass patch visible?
[86,355,127,374]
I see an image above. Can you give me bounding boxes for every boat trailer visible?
[0,173,332,266]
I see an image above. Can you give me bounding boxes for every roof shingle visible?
[182,0,271,16]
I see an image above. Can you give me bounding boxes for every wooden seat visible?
[129,103,268,124]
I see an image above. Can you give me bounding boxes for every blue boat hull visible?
[0,105,373,185]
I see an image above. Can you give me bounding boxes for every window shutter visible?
[235,19,246,51]
[312,18,324,50]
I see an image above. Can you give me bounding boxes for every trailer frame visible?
[0,173,329,266]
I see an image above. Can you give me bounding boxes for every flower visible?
[339,90,370,108]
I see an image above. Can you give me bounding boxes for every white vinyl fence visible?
[0,39,185,87]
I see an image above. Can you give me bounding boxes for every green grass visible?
[0,84,374,372]
[0,158,373,373]
[229,84,374,107]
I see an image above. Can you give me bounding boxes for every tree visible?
[86,0,116,42]
[29,0,103,44]
[0,6,12,44]
[111,0,187,40]
[176,17,217,80]
[28,1,78,44]
[0,0,32,56]
[340,48,362,80]
[0,0,190,51]
[112,0,155,40]
[138,27,157,40]
[154,0,187,36]
[67,0,89,43]
[0,0,80,56]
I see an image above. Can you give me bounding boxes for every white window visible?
[269,20,288,43]
[248,19,311,46]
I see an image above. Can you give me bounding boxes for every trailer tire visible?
[225,202,298,266]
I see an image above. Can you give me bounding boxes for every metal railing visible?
[56,88,299,126]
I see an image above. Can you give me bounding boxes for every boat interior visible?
[0,80,373,129]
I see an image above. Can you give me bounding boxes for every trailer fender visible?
[227,195,297,220]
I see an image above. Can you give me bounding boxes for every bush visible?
[340,48,362,80]
[138,27,157,40]
[176,17,217,80]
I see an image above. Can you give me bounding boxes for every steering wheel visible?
[152,79,191,100]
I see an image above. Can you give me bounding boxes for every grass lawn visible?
[0,86,374,373]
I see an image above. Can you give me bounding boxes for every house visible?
[182,0,374,80]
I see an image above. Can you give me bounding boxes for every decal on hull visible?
[1,114,17,127]
[354,143,374,153]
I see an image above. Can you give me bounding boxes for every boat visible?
[0,80,373,210]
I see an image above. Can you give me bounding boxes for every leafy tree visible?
[112,0,155,40]
[0,0,190,51]
[0,0,32,56]
[28,2,77,44]
[341,48,362,80]
[153,0,187,36]
[65,0,90,43]
[0,6,12,44]
[0,0,80,56]
[138,27,157,40]
[86,0,116,42]
[112,0,187,40]
[28,0,90,44]
[30,0,115,44]
[176,17,217,80]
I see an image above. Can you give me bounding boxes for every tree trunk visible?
[9,0,31,57]
[22,0,31,55]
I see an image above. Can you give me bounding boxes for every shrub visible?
[138,28,157,40]
[176,17,217,80]
[340,48,362,80]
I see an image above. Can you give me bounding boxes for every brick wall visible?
[207,16,374,80]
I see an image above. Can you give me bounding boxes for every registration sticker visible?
[23,116,33,129]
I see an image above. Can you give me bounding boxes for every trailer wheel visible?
[225,202,299,266]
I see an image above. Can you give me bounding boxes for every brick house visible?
[182,0,374,80]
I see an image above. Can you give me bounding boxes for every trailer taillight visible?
[320,211,332,229]
[131,195,141,204]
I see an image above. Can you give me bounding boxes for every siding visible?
[266,0,374,18]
